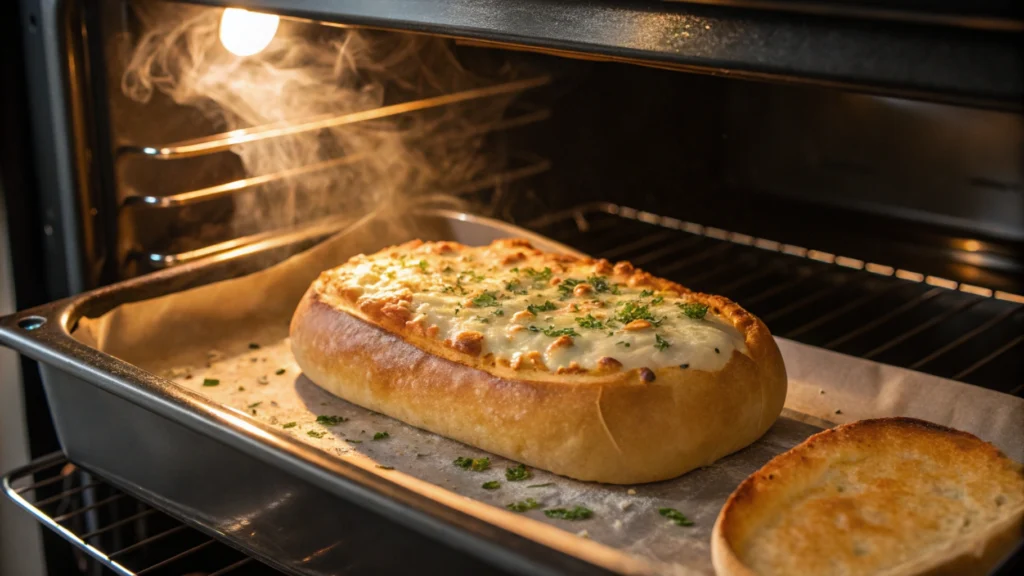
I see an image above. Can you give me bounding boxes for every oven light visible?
[219,8,280,56]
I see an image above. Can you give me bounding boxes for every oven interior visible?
[6,0,1023,574]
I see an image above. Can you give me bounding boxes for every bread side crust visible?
[290,285,787,484]
[712,417,1024,576]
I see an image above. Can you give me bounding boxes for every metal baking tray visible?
[0,210,627,576]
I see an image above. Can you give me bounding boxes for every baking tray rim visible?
[0,209,637,576]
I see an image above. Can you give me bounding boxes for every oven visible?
[1,1,1021,575]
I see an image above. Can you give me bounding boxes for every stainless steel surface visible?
[3,453,272,576]
[526,203,1024,395]
[0,210,613,576]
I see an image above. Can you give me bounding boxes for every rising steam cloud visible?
[120,2,524,239]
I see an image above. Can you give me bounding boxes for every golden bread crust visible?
[290,238,787,483]
[712,417,1024,576]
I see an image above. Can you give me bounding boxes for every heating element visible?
[527,204,1024,396]
[2,453,282,576]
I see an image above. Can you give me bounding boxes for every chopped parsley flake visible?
[316,415,348,426]
[307,430,326,439]
[506,498,540,512]
[617,341,631,347]
[376,465,395,470]
[651,295,664,305]
[504,279,521,291]
[640,289,654,298]
[659,508,694,526]
[454,457,491,471]
[587,275,619,294]
[492,309,504,317]
[282,422,297,429]
[541,326,580,338]
[616,301,662,326]
[528,483,555,488]
[544,506,593,521]
[471,291,500,307]
[522,267,552,282]
[247,401,262,409]
[482,481,501,490]
[557,278,583,298]
[527,301,557,315]
[574,314,605,330]
[417,260,428,272]
[372,431,390,440]
[655,334,671,351]
[506,463,531,481]
[346,439,362,444]
[678,302,709,320]
[202,378,220,387]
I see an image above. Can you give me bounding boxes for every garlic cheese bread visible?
[290,238,787,483]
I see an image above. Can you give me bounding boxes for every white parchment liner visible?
[74,211,1024,575]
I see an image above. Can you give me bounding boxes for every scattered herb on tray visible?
[202,378,220,387]
[544,506,593,521]
[528,483,555,489]
[506,463,531,482]
[506,498,540,513]
[282,422,297,429]
[677,302,709,320]
[454,456,491,471]
[307,430,326,439]
[659,508,694,526]
[482,481,501,490]
[346,439,362,444]
[316,415,348,426]
[373,431,390,440]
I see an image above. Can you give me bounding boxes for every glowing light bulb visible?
[219,8,280,56]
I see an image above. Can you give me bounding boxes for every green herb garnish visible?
[376,465,395,470]
[504,279,521,291]
[492,309,504,316]
[677,302,709,320]
[506,498,540,512]
[247,401,262,409]
[316,415,348,426]
[541,326,579,338]
[575,314,605,330]
[522,267,552,282]
[655,334,671,351]
[527,301,557,315]
[659,508,694,526]
[616,301,662,326]
[346,439,362,444]
[202,378,220,387]
[482,481,501,490]
[587,275,619,294]
[471,291,500,308]
[640,289,654,298]
[506,463,531,481]
[417,260,429,272]
[617,341,631,347]
[544,506,593,520]
[528,483,555,488]
[282,422,297,429]
[454,457,491,471]
[651,295,664,305]
[307,430,326,439]
[373,431,390,440]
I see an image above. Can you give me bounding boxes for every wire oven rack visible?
[526,203,1023,397]
[3,453,284,576]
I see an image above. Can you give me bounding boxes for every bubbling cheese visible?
[317,241,748,374]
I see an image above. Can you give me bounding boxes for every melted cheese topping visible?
[316,241,748,375]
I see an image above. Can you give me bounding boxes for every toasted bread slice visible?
[712,417,1024,576]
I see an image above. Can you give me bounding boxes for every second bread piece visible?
[712,417,1024,576]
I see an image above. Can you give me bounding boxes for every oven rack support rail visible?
[2,452,281,576]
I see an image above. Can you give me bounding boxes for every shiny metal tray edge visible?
[0,210,618,576]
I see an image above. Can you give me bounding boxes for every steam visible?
[120,2,525,239]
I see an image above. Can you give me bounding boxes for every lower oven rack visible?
[526,203,1023,396]
[2,453,279,576]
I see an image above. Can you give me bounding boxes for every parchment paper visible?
[74,211,1024,575]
